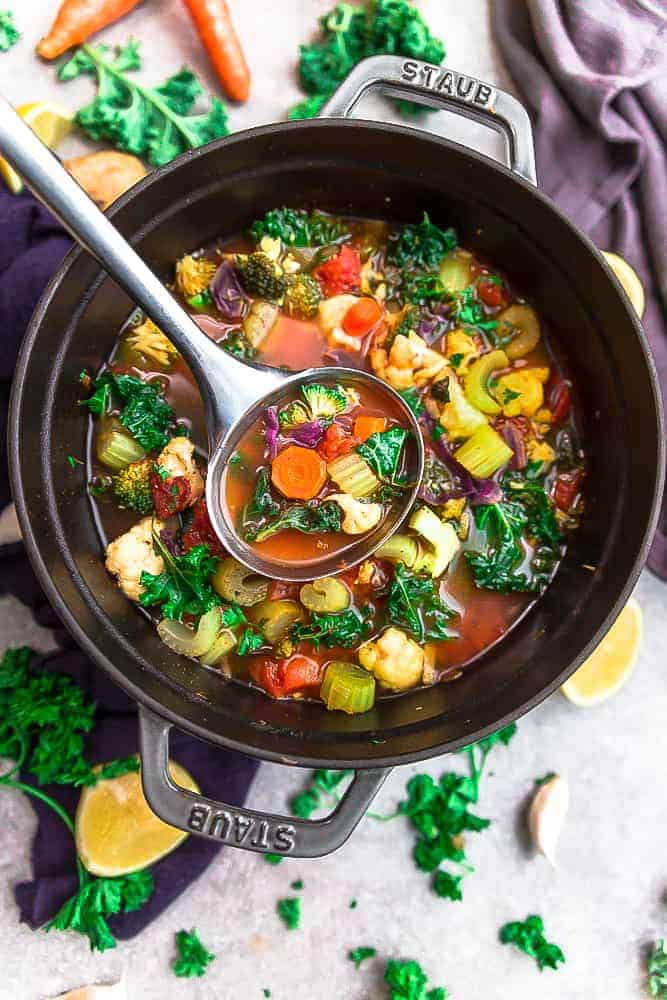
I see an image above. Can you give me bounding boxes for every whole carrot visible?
[37,0,144,59]
[182,0,250,103]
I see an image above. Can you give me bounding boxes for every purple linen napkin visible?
[493,0,667,577]
[0,187,259,937]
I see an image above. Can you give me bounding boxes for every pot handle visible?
[138,707,391,858]
[320,54,536,187]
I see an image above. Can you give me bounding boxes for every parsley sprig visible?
[648,940,667,997]
[384,958,447,1000]
[0,648,154,951]
[499,914,565,972]
[172,928,215,977]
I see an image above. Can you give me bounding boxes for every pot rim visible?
[9,117,665,769]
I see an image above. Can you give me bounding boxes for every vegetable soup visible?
[83,208,585,714]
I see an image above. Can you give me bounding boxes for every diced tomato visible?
[553,467,584,511]
[150,471,192,518]
[547,375,572,425]
[181,498,226,556]
[249,655,323,699]
[312,245,361,297]
[353,415,386,441]
[342,297,383,337]
[267,580,302,601]
[477,277,506,308]
[317,422,360,463]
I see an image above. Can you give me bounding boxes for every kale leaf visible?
[139,541,220,621]
[387,213,457,269]
[288,0,445,120]
[81,372,175,451]
[454,285,498,333]
[292,607,371,650]
[58,41,228,167]
[357,427,408,481]
[250,207,349,247]
[242,468,280,537]
[245,500,342,542]
[465,501,532,594]
[503,473,563,547]
[398,387,424,418]
[385,563,456,643]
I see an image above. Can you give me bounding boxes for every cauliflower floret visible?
[105,516,165,601]
[317,294,359,336]
[526,439,556,469]
[495,367,550,418]
[445,327,481,373]
[156,437,204,505]
[330,493,383,535]
[358,627,424,691]
[438,375,487,439]
[370,331,447,390]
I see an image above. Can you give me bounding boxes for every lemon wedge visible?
[561,597,642,707]
[0,101,74,194]
[75,757,199,877]
[602,251,645,319]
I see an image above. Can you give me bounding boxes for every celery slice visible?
[157,607,222,657]
[464,349,508,415]
[453,424,513,478]
[96,418,146,470]
[376,533,419,567]
[199,628,237,665]
[320,661,375,714]
[327,452,379,498]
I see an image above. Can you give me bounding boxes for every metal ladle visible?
[0,97,424,581]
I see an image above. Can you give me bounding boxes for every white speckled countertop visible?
[1,2,666,997]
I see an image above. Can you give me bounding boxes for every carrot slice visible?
[353,415,387,441]
[182,0,251,102]
[271,444,327,501]
[37,0,144,60]
[342,297,383,337]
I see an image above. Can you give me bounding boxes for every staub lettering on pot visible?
[400,60,496,109]
[187,803,297,853]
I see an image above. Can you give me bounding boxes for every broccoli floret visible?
[112,458,154,514]
[284,274,323,318]
[278,400,310,429]
[301,382,349,420]
[235,253,287,300]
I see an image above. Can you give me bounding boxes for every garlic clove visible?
[53,982,126,1000]
[528,774,569,866]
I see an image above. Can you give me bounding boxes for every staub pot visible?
[9,57,664,859]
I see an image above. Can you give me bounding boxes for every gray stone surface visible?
[1,2,665,998]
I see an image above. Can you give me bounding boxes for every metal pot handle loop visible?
[139,707,390,858]
[320,54,537,187]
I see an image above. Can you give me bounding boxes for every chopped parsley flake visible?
[277,897,301,930]
[499,914,565,972]
[172,928,215,978]
[349,946,376,968]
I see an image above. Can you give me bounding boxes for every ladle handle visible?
[0,95,284,442]
[139,708,391,858]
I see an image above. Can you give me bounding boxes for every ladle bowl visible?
[0,96,424,581]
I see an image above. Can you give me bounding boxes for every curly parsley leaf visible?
[277,897,301,930]
[349,946,376,968]
[140,540,220,621]
[92,756,140,784]
[237,625,264,656]
[0,9,19,51]
[46,870,154,953]
[384,958,448,1000]
[290,768,353,818]
[172,927,215,978]
[499,914,565,972]
[386,564,456,643]
[58,41,229,167]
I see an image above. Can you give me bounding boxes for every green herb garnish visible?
[398,387,424,418]
[139,539,221,621]
[534,771,556,788]
[93,756,140,784]
[245,500,342,542]
[81,371,175,451]
[384,958,447,1000]
[58,40,228,166]
[172,928,215,977]
[388,213,457,269]
[349,946,376,968]
[237,626,264,656]
[277,897,301,930]
[0,9,19,51]
[291,608,371,650]
[264,853,284,865]
[250,207,349,246]
[290,769,353,819]
[290,879,304,890]
[499,914,565,972]
[449,353,464,368]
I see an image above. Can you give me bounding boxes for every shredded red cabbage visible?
[417,303,451,344]
[264,407,279,458]
[210,260,248,321]
[498,418,528,470]
[285,420,326,448]
[419,411,502,505]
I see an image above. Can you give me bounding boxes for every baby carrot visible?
[182,0,250,102]
[37,0,144,60]
[271,445,327,501]
[353,415,387,442]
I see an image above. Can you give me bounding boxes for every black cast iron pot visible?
[9,58,664,858]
